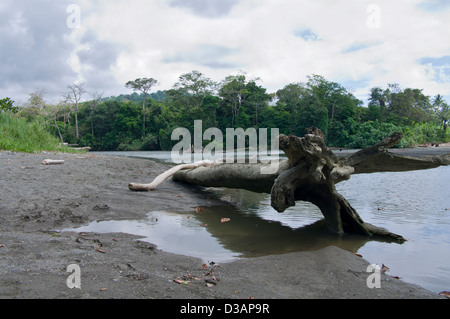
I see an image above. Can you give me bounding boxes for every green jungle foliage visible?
[3,72,449,152]
[0,111,81,153]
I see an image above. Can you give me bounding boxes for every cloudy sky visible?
[1,0,450,105]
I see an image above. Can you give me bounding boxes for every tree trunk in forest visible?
[142,99,146,137]
[53,116,63,142]
[74,106,79,140]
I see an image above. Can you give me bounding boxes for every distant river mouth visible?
[70,151,450,294]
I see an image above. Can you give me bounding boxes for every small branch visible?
[344,132,403,167]
[42,159,65,165]
[128,160,216,191]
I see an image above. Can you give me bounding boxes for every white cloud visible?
[167,0,240,17]
[1,0,450,104]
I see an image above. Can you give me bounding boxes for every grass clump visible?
[0,112,83,154]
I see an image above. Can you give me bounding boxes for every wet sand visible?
[0,150,446,299]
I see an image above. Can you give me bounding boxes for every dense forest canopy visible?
[3,71,449,152]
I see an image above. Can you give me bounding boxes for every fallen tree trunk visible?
[170,128,449,241]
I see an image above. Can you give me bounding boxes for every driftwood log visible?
[168,127,450,241]
[42,159,65,165]
[129,160,216,191]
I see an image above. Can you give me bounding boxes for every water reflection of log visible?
[192,204,377,258]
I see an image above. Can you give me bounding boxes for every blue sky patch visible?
[342,43,370,54]
[419,55,450,67]
[341,41,382,54]
[419,56,450,83]
[417,0,450,12]
[294,28,320,42]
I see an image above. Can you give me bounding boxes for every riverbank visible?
[0,151,445,299]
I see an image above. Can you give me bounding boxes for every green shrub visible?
[0,112,81,153]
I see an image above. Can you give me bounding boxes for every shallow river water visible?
[68,151,450,294]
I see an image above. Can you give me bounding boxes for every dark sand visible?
[0,150,446,299]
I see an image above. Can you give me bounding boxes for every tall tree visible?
[172,70,216,109]
[276,82,312,133]
[64,83,86,140]
[125,77,159,136]
[433,94,449,131]
[369,87,388,109]
[44,103,65,142]
[27,89,47,110]
[88,91,103,137]
[219,74,249,128]
[387,86,431,124]
[306,74,359,122]
[0,97,17,117]
[276,82,307,113]
[243,80,271,127]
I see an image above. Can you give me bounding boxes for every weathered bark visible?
[343,131,404,168]
[347,151,450,174]
[129,160,216,191]
[342,131,450,173]
[170,160,289,194]
[170,128,449,241]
